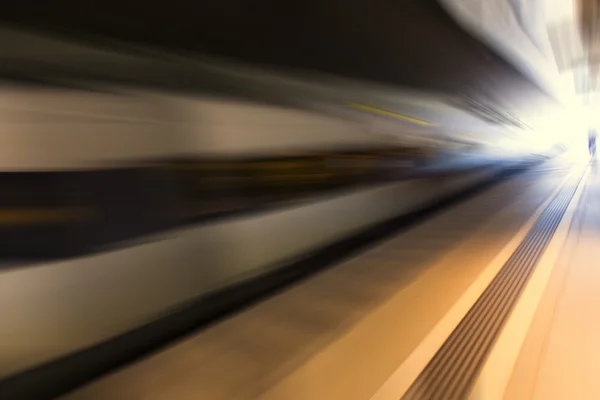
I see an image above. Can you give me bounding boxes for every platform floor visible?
[504,161,600,400]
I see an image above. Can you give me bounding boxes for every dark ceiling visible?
[1,0,555,113]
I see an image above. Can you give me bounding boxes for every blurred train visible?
[0,82,531,386]
[0,84,463,260]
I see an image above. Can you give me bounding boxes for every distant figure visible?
[589,128,597,157]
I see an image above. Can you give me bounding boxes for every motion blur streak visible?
[0,0,595,398]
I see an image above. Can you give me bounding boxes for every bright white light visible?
[543,0,576,24]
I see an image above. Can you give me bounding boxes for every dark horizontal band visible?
[0,147,489,260]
